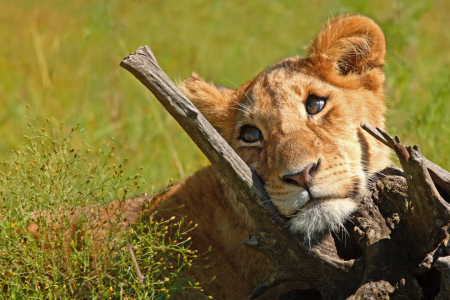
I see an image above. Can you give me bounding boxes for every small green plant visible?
[0,119,207,299]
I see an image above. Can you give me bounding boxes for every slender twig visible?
[126,243,145,288]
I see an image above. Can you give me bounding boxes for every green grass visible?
[0,122,207,299]
[1,0,449,189]
[0,0,449,298]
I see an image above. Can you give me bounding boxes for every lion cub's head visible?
[180,15,391,240]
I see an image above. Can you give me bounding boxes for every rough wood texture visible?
[361,123,450,196]
[121,46,450,299]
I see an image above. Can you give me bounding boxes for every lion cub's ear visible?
[179,73,236,142]
[307,14,386,92]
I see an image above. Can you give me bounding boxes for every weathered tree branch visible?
[361,123,450,195]
[120,46,275,223]
[120,46,362,298]
[361,124,450,271]
[121,46,450,299]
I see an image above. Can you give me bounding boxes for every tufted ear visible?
[306,14,386,92]
[179,73,237,142]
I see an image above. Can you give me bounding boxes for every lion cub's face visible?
[180,15,391,240]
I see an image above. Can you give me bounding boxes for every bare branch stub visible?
[361,123,450,195]
[362,125,450,289]
[398,145,450,270]
[361,125,450,267]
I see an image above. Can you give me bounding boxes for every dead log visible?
[120,46,450,299]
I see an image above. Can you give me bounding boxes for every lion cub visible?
[149,14,391,299]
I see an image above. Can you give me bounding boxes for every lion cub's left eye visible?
[305,95,327,115]
[241,126,262,143]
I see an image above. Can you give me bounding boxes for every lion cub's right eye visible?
[240,126,262,143]
[305,94,327,115]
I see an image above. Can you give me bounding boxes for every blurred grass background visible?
[0,0,449,190]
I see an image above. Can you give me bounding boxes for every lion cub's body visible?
[149,15,391,299]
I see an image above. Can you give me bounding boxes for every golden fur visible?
[145,14,391,299]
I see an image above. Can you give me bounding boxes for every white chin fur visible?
[289,198,357,241]
[272,190,310,216]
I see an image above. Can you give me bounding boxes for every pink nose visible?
[282,160,321,191]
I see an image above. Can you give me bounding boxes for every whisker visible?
[226,78,255,107]
[227,107,248,114]
[231,98,249,110]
